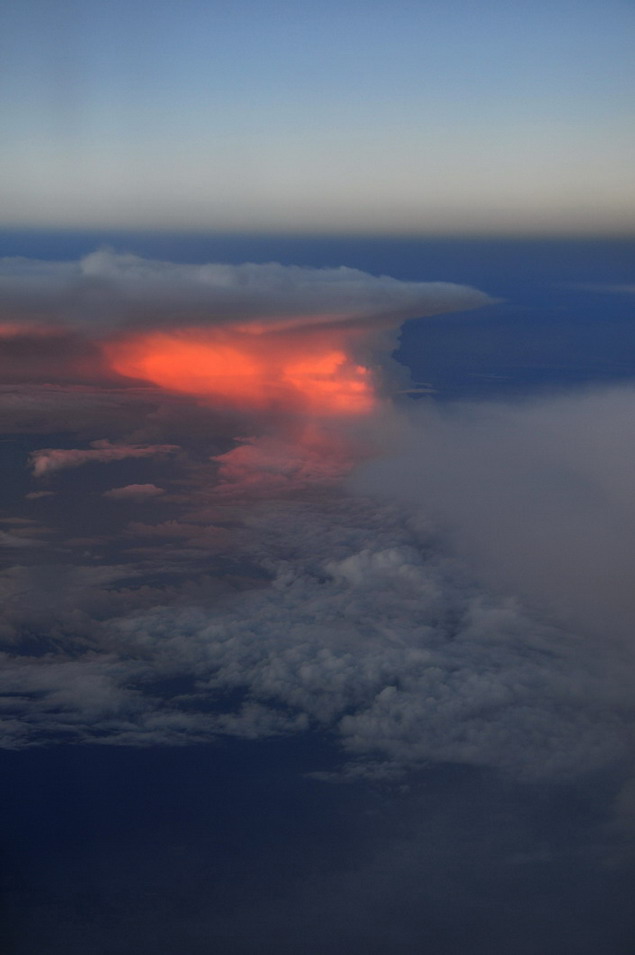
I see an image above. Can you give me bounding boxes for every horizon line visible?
[2,226,635,243]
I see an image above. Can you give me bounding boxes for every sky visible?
[2,0,635,234]
[2,0,635,951]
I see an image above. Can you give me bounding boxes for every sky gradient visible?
[2,0,634,234]
[2,0,635,948]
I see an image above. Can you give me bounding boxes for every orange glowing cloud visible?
[282,350,373,414]
[106,329,376,416]
[109,334,267,403]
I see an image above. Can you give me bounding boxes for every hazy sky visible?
[2,0,634,235]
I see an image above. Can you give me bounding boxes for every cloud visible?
[0,383,169,436]
[0,530,40,548]
[4,250,635,955]
[0,251,494,439]
[0,250,494,334]
[103,484,166,501]
[3,250,634,798]
[352,386,635,643]
[30,440,179,477]
[1,469,632,782]
[0,517,49,548]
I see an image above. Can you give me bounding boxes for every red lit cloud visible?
[107,331,376,415]
[0,252,493,429]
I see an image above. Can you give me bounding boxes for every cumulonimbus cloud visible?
[0,250,495,334]
[0,251,495,429]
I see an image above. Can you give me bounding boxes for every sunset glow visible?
[107,331,375,415]
[109,334,267,403]
[282,350,373,414]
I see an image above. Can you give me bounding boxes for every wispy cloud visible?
[103,484,166,501]
[30,440,179,477]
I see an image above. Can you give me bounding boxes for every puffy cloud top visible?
[0,251,494,334]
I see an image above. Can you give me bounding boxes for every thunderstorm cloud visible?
[1,252,634,808]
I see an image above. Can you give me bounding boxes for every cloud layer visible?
[1,252,633,802]
[1,462,633,784]
[0,250,493,333]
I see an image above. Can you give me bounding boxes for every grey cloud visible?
[0,253,494,449]
[3,250,634,954]
[0,384,165,436]
[0,518,49,548]
[0,530,41,548]
[352,386,635,643]
[1,488,632,782]
[30,439,179,476]
[2,251,633,793]
[0,250,494,333]
[103,483,166,501]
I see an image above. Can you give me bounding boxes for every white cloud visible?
[0,250,494,334]
[352,386,635,643]
[1,481,632,781]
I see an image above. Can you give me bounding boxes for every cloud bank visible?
[353,389,635,643]
[0,250,492,333]
[0,250,493,429]
[1,252,633,803]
